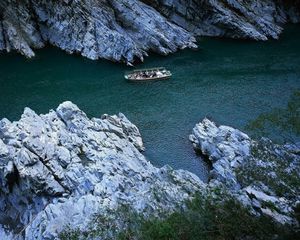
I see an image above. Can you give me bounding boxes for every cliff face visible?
[0,0,197,64]
[0,102,203,239]
[0,0,299,64]
[0,104,299,238]
[143,0,300,40]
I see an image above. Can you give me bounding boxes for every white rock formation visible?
[189,118,251,189]
[0,101,204,239]
[1,104,299,238]
[190,118,300,226]
[0,0,197,64]
[147,0,300,40]
[0,0,299,63]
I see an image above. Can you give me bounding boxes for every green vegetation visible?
[246,90,300,143]
[60,227,81,240]
[261,200,280,213]
[59,190,297,240]
[119,193,286,240]
[236,141,300,200]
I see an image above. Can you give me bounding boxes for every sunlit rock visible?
[0,101,203,239]
[190,118,300,226]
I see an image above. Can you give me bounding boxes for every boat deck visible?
[125,67,172,81]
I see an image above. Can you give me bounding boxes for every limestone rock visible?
[145,0,300,40]
[189,118,251,189]
[0,101,203,239]
[190,118,300,226]
[0,0,196,64]
[0,0,299,63]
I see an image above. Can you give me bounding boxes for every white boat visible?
[124,67,172,82]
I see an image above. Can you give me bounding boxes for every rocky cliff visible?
[0,0,299,64]
[0,102,203,239]
[190,118,300,226]
[0,104,299,239]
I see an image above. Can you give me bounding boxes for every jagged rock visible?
[0,101,204,239]
[0,0,196,64]
[145,0,300,40]
[190,118,300,226]
[189,118,251,189]
[0,0,300,63]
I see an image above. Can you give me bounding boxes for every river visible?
[0,25,299,181]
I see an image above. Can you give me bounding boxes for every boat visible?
[124,67,172,82]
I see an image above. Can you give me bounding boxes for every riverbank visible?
[1,102,298,239]
[0,0,299,64]
[0,101,204,239]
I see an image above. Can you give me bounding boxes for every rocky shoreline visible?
[0,102,203,239]
[0,0,300,64]
[190,118,300,226]
[0,102,299,239]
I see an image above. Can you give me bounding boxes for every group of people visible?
[132,70,162,79]
[125,68,171,81]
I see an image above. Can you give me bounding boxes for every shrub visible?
[117,192,296,240]
[59,190,298,240]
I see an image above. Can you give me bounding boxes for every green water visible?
[1,25,300,181]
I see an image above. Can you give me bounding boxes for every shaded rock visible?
[145,0,300,40]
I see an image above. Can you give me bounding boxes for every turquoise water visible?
[0,25,300,181]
